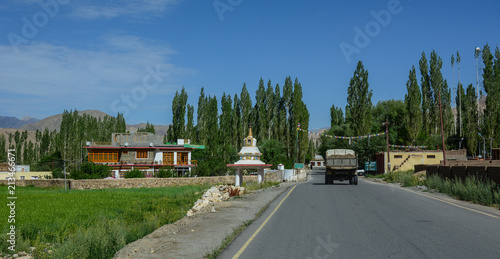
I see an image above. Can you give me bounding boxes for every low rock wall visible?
[0,175,270,190]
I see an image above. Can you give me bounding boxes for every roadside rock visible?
[186,185,245,217]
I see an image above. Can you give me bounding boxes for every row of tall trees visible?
[1,110,126,170]
[322,45,499,161]
[167,77,310,175]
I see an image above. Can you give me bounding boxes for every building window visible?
[394,155,403,159]
[31,176,39,179]
[20,176,25,180]
[427,155,435,159]
[88,151,119,163]
[163,152,174,164]
[177,152,189,165]
[136,151,148,159]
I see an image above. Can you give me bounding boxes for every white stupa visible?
[234,126,265,165]
[227,126,272,186]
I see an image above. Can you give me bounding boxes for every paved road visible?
[219,169,500,259]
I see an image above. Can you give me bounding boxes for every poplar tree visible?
[266,80,275,140]
[240,83,252,137]
[330,104,344,128]
[346,61,372,136]
[283,76,293,156]
[233,94,242,148]
[196,87,207,144]
[404,66,422,144]
[464,84,479,155]
[429,50,452,136]
[419,52,432,136]
[482,44,500,148]
[273,84,283,141]
[171,87,188,141]
[254,78,266,141]
[186,105,194,140]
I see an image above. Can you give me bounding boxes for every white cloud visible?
[68,0,181,20]
[0,35,195,119]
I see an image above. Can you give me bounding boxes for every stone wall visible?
[0,179,68,188]
[0,175,267,190]
[0,170,290,190]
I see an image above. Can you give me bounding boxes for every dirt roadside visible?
[114,181,299,259]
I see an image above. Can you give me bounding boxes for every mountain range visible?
[0,110,169,136]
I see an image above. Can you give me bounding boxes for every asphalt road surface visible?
[219,169,500,259]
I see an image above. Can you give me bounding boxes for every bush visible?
[124,169,145,178]
[70,163,111,179]
[157,167,174,178]
[426,174,500,207]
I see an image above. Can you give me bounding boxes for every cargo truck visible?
[325,149,358,185]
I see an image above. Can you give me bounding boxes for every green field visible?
[0,185,206,258]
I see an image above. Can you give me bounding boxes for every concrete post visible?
[257,168,264,184]
[235,169,241,186]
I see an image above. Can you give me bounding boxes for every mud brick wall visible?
[467,166,487,179]
[438,166,451,179]
[451,166,467,181]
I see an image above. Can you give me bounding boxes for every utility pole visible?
[439,91,447,165]
[475,47,482,126]
[457,51,462,139]
[383,118,390,173]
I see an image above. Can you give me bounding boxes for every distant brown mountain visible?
[0,116,39,129]
[12,109,170,136]
[127,123,169,136]
[20,110,111,132]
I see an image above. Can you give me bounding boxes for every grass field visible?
[0,185,206,258]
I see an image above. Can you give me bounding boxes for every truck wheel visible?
[349,176,353,185]
[354,175,358,185]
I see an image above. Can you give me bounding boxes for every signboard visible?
[294,163,304,169]
[365,161,377,172]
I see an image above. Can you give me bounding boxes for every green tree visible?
[170,87,188,141]
[254,78,267,141]
[138,122,155,134]
[0,135,7,162]
[240,83,252,138]
[186,104,194,140]
[330,104,344,128]
[482,44,500,149]
[293,78,310,163]
[233,94,242,149]
[464,84,479,156]
[429,50,452,136]
[346,61,373,136]
[404,66,422,145]
[265,80,275,140]
[372,100,407,145]
[196,87,207,144]
[419,52,432,136]
[259,139,292,169]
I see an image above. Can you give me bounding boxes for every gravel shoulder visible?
[114,181,299,259]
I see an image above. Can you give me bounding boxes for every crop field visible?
[0,185,206,258]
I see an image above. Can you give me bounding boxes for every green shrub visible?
[156,167,174,178]
[124,169,145,178]
[426,174,500,207]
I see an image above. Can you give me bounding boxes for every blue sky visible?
[1,0,499,130]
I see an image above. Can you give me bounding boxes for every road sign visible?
[294,163,304,169]
[365,161,377,172]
